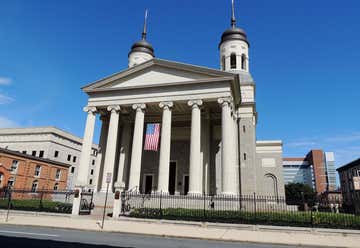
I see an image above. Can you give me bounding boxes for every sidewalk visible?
[1,210,360,247]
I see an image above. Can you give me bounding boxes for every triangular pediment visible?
[82,59,236,92]
[109,66,208,89]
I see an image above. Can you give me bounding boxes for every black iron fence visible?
[0,188,75,214]
[121,192,360,230]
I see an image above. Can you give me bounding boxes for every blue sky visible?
[0,0,359,169]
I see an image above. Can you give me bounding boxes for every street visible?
[0,224,307,248]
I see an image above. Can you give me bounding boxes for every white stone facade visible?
[70,56,286,216]
[0,127,99,190]
[71,6,286,215]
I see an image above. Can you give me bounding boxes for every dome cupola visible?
[128,10,155,68]
[219,0,250,72]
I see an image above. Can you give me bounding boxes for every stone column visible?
[187,100,203,195]
[201,112,211,195]
[72,106,97,215]
[218,97,237,195]
[157,101,173,193]
[114,121,131,189]
[128,103,146,191]
[100,105,121,192]
[94,114,109,193]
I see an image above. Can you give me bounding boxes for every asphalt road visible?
[0,224,308,248]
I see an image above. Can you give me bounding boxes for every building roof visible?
[0,126,98,149]
[336,158,360,172]
[283,157,306,161]
[82,58,255,93]
[0,147,71,168]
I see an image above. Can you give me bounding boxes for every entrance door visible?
[168,162,176,195]
[183,175,189,195]
[144,175,153,194]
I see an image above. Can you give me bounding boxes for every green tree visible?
[285,183,317,206]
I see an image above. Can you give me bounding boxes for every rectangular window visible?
[22,151,27,154]
[32,151,37,156]
[10,160,19,173]
[67,154,71,161]
[34,165,41,177]
[71,167,75,173]
[89,179,93,185]
[31,181,38,192]
[243,153,247,161]
[242,125,246,133]
[92,159,95,165]
[39,150,44,158]
[90,169,94,175]
[73,156,77,163]
[55,169,61,180]
[54,150,59,158]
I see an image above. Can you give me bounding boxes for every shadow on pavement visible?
[0,235,133,248]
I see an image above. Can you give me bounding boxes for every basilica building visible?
[72,3,285,214]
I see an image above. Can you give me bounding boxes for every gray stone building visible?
[0,126,99,190]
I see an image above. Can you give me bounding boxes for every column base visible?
[220,192,238,196]
[187,191,203,196]
[71,186,85,216]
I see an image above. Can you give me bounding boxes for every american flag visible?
[144,123,160,151]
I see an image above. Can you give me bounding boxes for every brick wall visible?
[0,150,68,191]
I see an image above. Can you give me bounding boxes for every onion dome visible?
[219,0,249,48]
[128,9,155,57]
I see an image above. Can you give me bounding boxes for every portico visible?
[71,59,243,214]
[72,4,286,216]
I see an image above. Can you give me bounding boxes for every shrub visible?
[129,207,360,229]
[0,199,72,214]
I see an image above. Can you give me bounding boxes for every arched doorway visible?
[264,173,278,198]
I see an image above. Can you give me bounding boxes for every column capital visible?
[159,101,173,110]
[83,106,97,114]
[132,103,146,111]
[217,97,233,106]
[187,99,203,108]
[107,105,121,113]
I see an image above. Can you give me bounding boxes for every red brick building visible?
[283,150,337,194]
[0,148,69,191]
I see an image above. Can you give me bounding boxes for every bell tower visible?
[128,10,155,68]
[219,0,249,73]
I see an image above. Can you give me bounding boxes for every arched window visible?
[7,177,15,188]
[264,174,278,198]
[0,173,3,188]
[53,182,59,191]
[31,180,38,192]
[230,53,237,69]
[241,54,247,70]
[221,55,226,70]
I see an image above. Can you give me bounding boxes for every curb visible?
[1,210,360,242]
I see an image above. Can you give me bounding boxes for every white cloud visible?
[0,94,14,104]
[0,116,19,128]
[0,77,12,85]
[324,133,360,143]
[286,141,318,147]
[284,132,360,168]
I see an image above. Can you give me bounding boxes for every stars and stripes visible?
[144,123,160,151]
